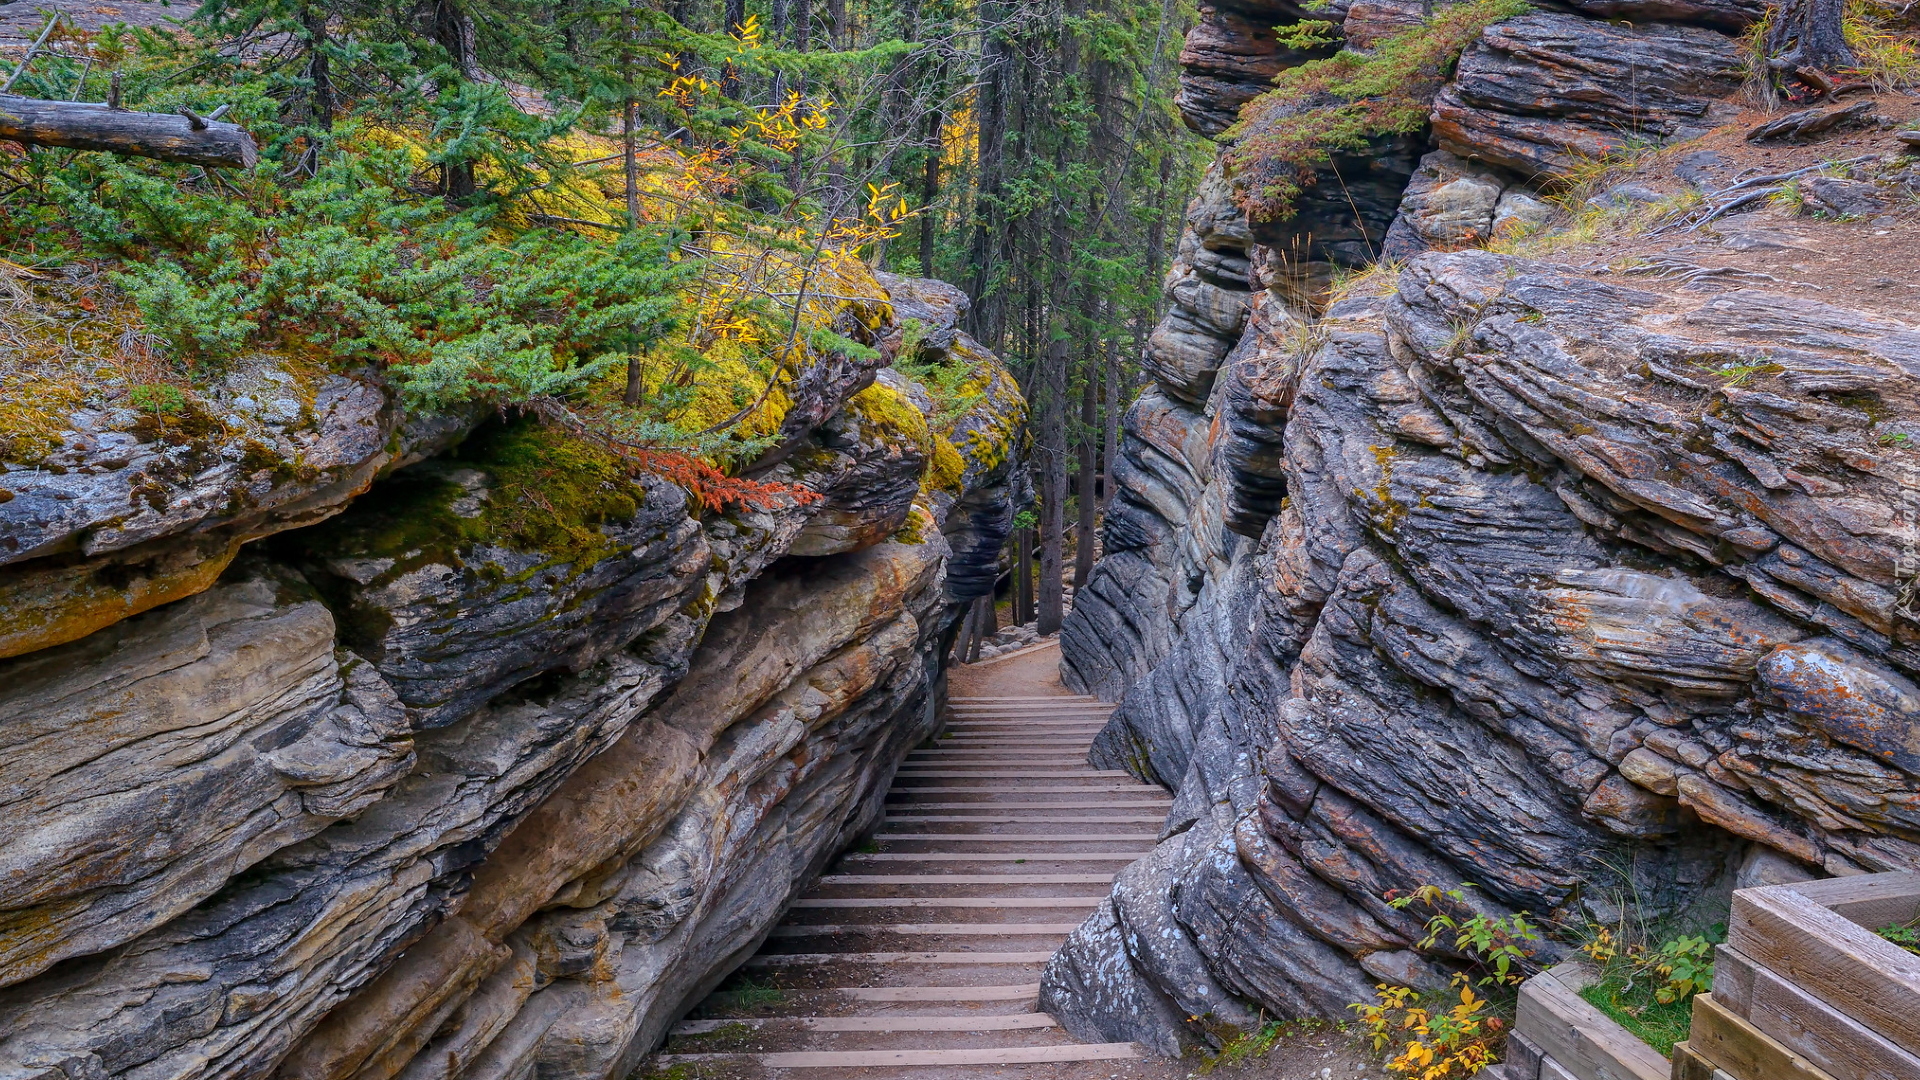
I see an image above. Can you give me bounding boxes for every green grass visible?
[718,975,787,1008]
[1578,977,1693,1057]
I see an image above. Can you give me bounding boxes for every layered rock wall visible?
[0,277,1023,1080]
[1046,0,1919,1056]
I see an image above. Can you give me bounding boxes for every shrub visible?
[1225,0,1532,222]
[1349,884,1542,1079]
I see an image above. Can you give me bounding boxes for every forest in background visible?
[0,0,1209,636]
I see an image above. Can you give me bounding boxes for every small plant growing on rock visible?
[1225,0,1532,221]
[1350,884,1542,1078]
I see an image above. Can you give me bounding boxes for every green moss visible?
[303,421,648,589]
[926,435,967,495]
[849,383,933,454]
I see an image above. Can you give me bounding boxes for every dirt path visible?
[640,641,1385,1080]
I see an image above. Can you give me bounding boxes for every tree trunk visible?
[827,0,848,48]
[1763,0,1859,89]
[1014,528,1032,625]
[1075,354,1098,589]
[429,0,479,78]
[429,0,479,201]
[769,0,790,102]
[723,0,747,97]
[0,95,257,167]
[302,4,334,130]
[919,105,940,275]
[1103,335,1121,509]
[1036,339,1068,635]
[963,0,1011,348]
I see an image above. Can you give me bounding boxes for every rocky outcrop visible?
[1177,6,1339,136]
[1433,12,1745,176]
[1049,0,1919,1056]
[0,275,1024,1080]
[0,370,411,662]
[1050,241,1920,1050]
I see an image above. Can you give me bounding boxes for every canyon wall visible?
[1046,0,1920,1054]
[0,275,1024,1080]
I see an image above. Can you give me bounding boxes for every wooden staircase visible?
[650,690,1165,1076]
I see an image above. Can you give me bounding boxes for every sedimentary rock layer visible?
[0,275,1024,1080]
[1049,240,1920,1050]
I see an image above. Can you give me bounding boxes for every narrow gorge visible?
[1048,0,1920,1059]
[2,0,1917,1074]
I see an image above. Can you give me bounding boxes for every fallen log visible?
[0,94,257,168]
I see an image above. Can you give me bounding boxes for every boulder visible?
[1554,0,1766,30]
[1802,176,1887,218]
[1381,150,1513,259]
[786,384,930,557]
[1432,13,1745,177]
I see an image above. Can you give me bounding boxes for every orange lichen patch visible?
[0,536,242,660]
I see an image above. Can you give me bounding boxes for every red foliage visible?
[626,446,823,514]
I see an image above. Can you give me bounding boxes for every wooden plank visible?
[1790,873,1920,936]
[1742,957,1920,1080]
[837,983,1040,1001]
[889,801,1169,810]
[673,1014,1060,1033]
[659,1043,1141,1067]
[883,815,1167,823]
[879,780,1152,791]
[950,695,1101,702]
[1731,886,1920,1058]
[842,853,1146,862]
[743,951,1057,966]
[789,897,1107,909]
[815,873,1116,884]
[896,768,1134,775]
[786,922,1080,934]
[1670,1041,1732,1080]
[1713,945,1757,1017]
[873,834,1160,841]
[1688,993,1839,1080]
[1515,967,1668,1080]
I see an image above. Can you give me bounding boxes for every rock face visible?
[1051,243,1920,1052]
[1048,0,1920,1056]
[1433,12,1745,176]
[0,276,1024,1080]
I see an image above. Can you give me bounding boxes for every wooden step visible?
[874,833,1158,842]
[884,814,1166,823]
[839,984,1041,1001]
[843,852,1146,863]
[817,873,1117,885]
[744,951,1058,967]
[890,764,1128,772]
[790,897,1106,909]
[673,1014,1060,1034]
[888,801,1167,811]
[769,923,1083,936]
[659,1044,1141,1067]
[902,749,1090,757]
[950,695,1101,702]
[883,780,1152,791]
